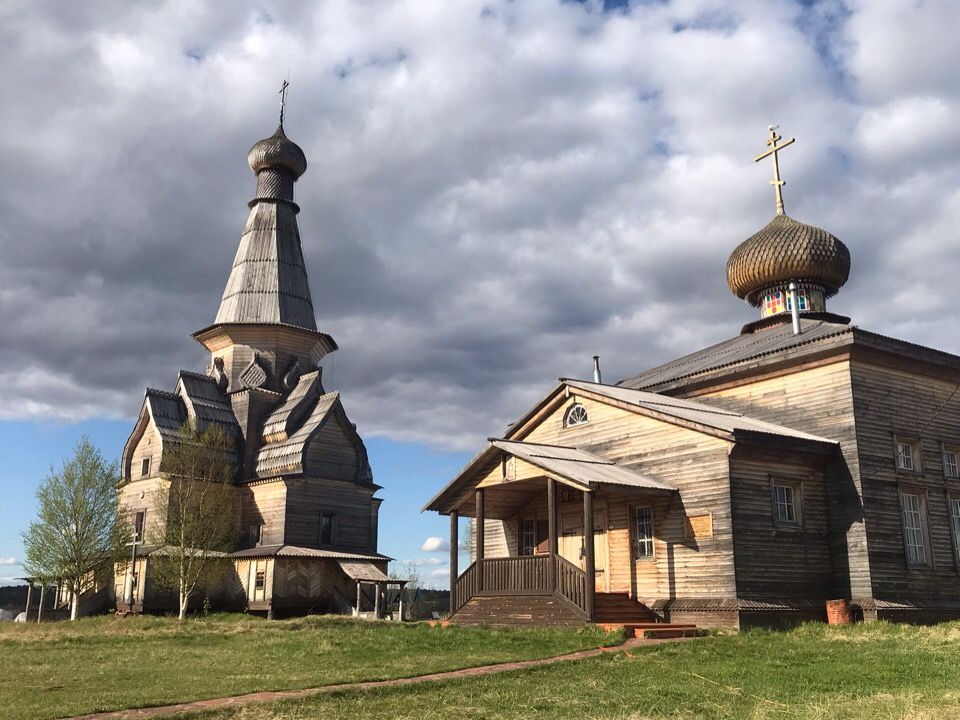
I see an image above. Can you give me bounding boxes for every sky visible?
[1,0,959,588]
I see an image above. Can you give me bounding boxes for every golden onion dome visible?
[247,125,307,179]
[726,214,850,306]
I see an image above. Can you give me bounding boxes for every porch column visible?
[583,490,595,621]
[355,581,361,617]
[475,489,485,591]
[23,582,33,619]
[449,511,459,614]
[374,582,381,619]
[547,478,557,591]
[37,585,46,623]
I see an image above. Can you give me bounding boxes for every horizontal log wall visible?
[284,478,376,552]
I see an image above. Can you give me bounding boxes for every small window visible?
[896,440,919,472]
[949,497,960,565]
[632,506,654,559]
[249,524,263,546]
[141,458,150,477]
[944,448,959,479]
[255,571,265,590]
[319,513,335,546]
[564,403,589,428]
[900,491,928,566]
[772,482,800,525]
[133,511,146,542]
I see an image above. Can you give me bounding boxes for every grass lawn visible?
[0,614,619,720]
[181,622,960,720]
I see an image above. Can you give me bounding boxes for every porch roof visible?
[422,438,676,515]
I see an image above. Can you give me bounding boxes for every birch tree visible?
[150,424,237,620]
[21,437,127,620]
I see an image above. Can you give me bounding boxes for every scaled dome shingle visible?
[248,125,308,179]
[726,214,850,306]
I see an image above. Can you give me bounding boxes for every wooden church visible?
[426,129,960,629]
[114,96,394,618]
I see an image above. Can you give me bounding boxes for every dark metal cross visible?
[754,125,795,216]
[279,79,290,127]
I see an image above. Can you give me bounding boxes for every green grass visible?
[0,613,619,720]
[180,622,960,720]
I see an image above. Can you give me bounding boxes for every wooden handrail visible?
[555,555,589,617]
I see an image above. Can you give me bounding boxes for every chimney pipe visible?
[788,282,801,336]
[592,355,602,384]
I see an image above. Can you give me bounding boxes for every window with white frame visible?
[950,497,960,565]
[771,481,800,525]
[900,491,928,566]
[632,506,654,559]
[564,403,589,428]
[944,447,959,479]
[896,439,919,472]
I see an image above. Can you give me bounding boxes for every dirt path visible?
[65,636,691,720]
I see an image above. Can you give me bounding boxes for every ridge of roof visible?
[145,387,180,399]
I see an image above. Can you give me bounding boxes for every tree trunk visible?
[70,587,79,621]
[179,590,189,620]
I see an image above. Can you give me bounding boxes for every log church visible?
[426,128,960,630]
[113,92,395,618]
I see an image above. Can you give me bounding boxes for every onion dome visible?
[726,214,850,307]
[248,125,307,179]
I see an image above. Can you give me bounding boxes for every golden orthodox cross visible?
[278,79,290,128]
[754,126,795,216]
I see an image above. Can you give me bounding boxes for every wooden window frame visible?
[254,570,265,591]
[318,512,336,547]
[249,523,263,547]
[770,477,803,528]
[631,505,655,561]
[133,510,146,542]
[563,403,589,428]
[141,458,150,478]
[899,488,931,568]
[948,495,960,569]
[942,444,960,479]
[519,518,536,556]
[894,435,922,474]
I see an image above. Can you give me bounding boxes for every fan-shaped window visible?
[564,403,589,428]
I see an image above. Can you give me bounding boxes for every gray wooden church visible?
[427,129,960,630]
[114,102,395,618]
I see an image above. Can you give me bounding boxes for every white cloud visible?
[0,558,18,566]
[420,536,450,553]
[399,557,445,567]
[0,1,958,450]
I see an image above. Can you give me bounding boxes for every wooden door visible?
[559,510,608,592]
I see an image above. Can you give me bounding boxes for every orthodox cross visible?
[278,79,290,128]
[754,126,795,216]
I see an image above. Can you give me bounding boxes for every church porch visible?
[441,441,679,630]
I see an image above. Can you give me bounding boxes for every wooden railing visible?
[555,555,588,616]
[451,555,590,617]
[482,555,551,594]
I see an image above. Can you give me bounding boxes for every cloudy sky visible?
[1,0,958,584]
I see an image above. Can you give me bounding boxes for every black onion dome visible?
[727,214,851,306]
[248,125,307,179]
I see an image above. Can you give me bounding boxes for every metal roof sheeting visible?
[337,560,390,582]
[490,440,677,492]
[231,544,391,561]
[617,319,854,390]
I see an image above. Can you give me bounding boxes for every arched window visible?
[564,403,589,428]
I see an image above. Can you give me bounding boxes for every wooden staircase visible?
[593,592,703,639]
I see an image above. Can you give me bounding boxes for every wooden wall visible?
[238,481,287,546]
[849,359,960,604]
[284,478,377,552]
[478,394,738,603]
[117,477,170,543]
[303,416,360,481]
[690,359,874,599]
[728,445,834,601]
[128,424,161,483]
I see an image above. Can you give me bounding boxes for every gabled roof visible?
[175,371,240,437]
[144,388,187,442]
[261,370,322,442]
[254,391,370,480]
[491,440,676,492]
[618,319,854,391]
[562,379,836,445]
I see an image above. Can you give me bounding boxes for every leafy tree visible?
[22,437,127,620]
[150,423,237,620]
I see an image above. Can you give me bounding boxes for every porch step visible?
[594,592,657,624]
[595,622,706,640]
